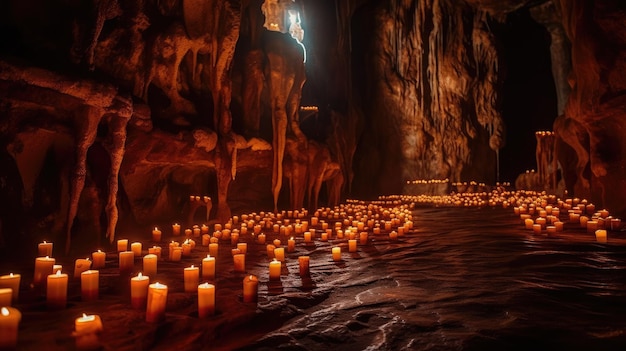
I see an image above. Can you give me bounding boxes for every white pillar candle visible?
[595,229,608,243]
[0,289,11,306]
[152,227,162,242]
[38,241,53,257]
[146,282,168,322]
[117,239,128,252]
[130,273,150,309]
[131,242,142,257]
[0,274,20,303]
[332,247,341,261]
[233,254,246,273]
[91,250,106,269]
[143,254,158,280]
[242,275,258,303]
[80,270,99,301]
[118,251,135,275]
[269,259,281,281]
[0,307,21,349]
[33,256,55,287]
[172,223,181,236]
[198,283,215,318]
[205,242,217,258]
[202,255,216,280]
[237,243,248,255]
[74,258,92,278]
[273,247,285,262]
[46,270,68,309]
[348,239,357,253]
[74,314,103,350]
[298,256,310,277]
[184,265,199,293]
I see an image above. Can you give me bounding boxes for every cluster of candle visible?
[406,178,450,184]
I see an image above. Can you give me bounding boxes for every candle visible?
[202,234,210,246]
[524,218,534,230]
[34,256,55,287]
[266,244,276,260]
[595,229,608,243]
[146,282,168,322]
[535,217,547,228]
[117,239,128,252]
[184,265,199,293]
[580,215,589,227]
[0,274,20,303]
[237,243,248,254]
[182,241,192,257]
[269,259,281,280]
[143,254,158,280]
[555,221,564,232]
[171,247,182,262]
[131,242,142,257]
[202,255,216,280]
[118,251,135,275]
[287,237,295,252]
[152,227,162,242]
[46,270,68,309]
[172,223,181,236]
[586,220,598,233]
[546,226,556,236]
[274,247,285,262]
[148,246,162,259]
[257,233,266,244]
[0,289,11,306]
[207,242,219,257]
[233,254,246,273]
[389,231,398,240]
[320,232,328,241]
[359,232,368,245]
[80,270,99,301]
[332,247,341,261]
[91,250,106,269]
[532,224,542,234]
[184,228,192,237]
[298,256,310,277]
[311,217,318,225]
[303,231,312,243]
[193,227,201,238]
[74,258,92,278]
[198,283,216,318]
[130,273,150,309]
[609,218,621,231]
[0,307,21,349]
[242,275,258,303]
[74,313,103,350]
[348,239,357,253]
[38,241,53,257]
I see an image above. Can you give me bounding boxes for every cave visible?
[0,0,625,350]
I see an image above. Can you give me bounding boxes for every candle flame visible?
[138,272,143,278]
[82,313,87,318]
[97,249,102,253]
[9,273,13,277]
[45,256,49,259]
[154,227,158,231]
[56,270,62,276]
[191,265,195,269]
[206,254,211,258]
[43,240,47,244]
[1,307,8,316]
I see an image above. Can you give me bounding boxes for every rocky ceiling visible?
[0,0,624,252]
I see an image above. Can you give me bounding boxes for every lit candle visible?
[0,307,21,349]
[184,228,192,237]
[332,247,341,261]
[38,241,53,257]
[311,217,318,226]
[257,233,266,244]
[266,244,275,260]
[193,227,201,238]
[348,239,357,253]
[0,289,11,306]
[130,273,150,309]
[33,256,55,287]
[74,258,92,278]
[233,254,246,273]
[131,242,142,257]
[609,218,621,231]
[46,270,68,309]
[580,215,589,227]
[143,254,158,280]
[236,243,247,255]
[198,283,215,318]
[595,229,608,243]
[546,226,556,236]
[146,282,168,322]
[202,234,210,246]
[524,218,534,230]
[91,250,106,269]
[80,270,99,301]
[359,232,368,245]
[586,220,598,233]
[152,227,162,242]
[184,265,199,293]
[242,275,258,303]
[389,231,398,240]
[269,259,281,280]
[117,239,128,252]
[172,223,181,236]
[273,247,285,262]
[171,247,182,262]
[0,274,20,303]
[555,221,564,232]
[298,256,310,277]
[287,237,295,252]
[303,231,312,243]
[202,255,216,280]
[532,224,542,234]
[118,251,135,275]
[320,232,328,241]
[74,313,103,350]
[208,243,219,257]
[148,246,162,259]
[182,241,192,257]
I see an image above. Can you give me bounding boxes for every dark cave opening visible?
[499,8,558,184]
